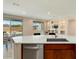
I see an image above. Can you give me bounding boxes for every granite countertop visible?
[12,35,76,44]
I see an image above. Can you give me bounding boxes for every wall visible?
[67,19,76,36]
[4,14,76,36]
[43,18,76,36]
[23,19,33,36]
[43,19,68,35]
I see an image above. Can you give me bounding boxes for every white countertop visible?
[12,35,76,44]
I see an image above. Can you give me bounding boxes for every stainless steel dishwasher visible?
[23,44,43,59]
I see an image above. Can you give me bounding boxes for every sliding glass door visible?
[10,19,23,36]
[3,18,23,37]
[3,19,11,36]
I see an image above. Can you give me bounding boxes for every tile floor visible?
[3,42,14,59]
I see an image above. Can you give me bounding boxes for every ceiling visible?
[3,0,76,19]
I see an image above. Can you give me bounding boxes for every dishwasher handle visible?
[24,47,40,50]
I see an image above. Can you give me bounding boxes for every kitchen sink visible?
[47,38,68,42]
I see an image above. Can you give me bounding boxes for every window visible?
[33,21,43,30]
[10,19,23,36]
[3,18,23,37]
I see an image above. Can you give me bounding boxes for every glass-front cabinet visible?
[32,21,44,35]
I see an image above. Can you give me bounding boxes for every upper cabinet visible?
[32,21,44,35]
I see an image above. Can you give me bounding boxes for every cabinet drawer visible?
[44,44,76,50]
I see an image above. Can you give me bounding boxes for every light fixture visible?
[22,11,26,15]
[12,0,20,6]
[13,2,20,6]
[48,11,50,15]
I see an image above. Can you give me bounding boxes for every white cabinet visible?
[32,21,44,35]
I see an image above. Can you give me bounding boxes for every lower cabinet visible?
[21,44,76,59]
[44,50,56,59]
[44,44,76,59]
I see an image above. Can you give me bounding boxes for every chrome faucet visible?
[53,24,58,39]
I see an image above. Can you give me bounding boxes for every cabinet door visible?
[61,50,75,59]
[44,44,76,59]
[44,49,75,59]
[44,50,56,59]
[54,49,75,59]
[54,50,62,59]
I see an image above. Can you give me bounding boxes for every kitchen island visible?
[12,35,76,59]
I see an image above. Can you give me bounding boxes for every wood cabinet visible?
[44,44,76,59]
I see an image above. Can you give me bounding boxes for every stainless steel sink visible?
[47,38,68,42]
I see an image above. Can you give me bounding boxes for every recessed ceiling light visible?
[48,11,50,15]
[13,2,20,6]
[22,11,26,15]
